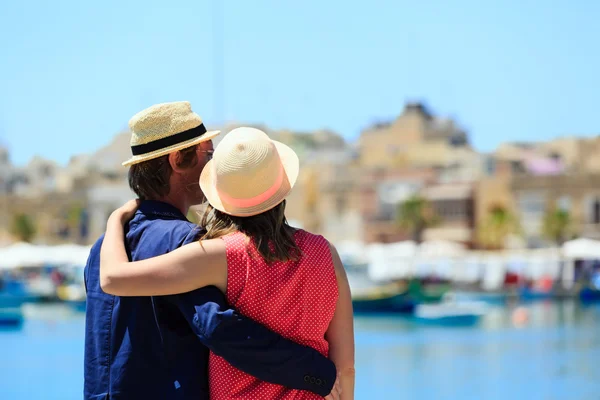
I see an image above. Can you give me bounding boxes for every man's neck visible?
[153,196,189,216]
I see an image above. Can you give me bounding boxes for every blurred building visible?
[286,149,363,244]
[512,174,600,246]
[358,168,436,243]
[4,103,600,250]
[484,136,600,246]
[354,102,479,245]
[358,102,469,169]
[422,182,475,246]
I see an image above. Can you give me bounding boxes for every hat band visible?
[217,165,285,208]
[130,123,208,156]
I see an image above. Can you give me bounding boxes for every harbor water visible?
[0,301,599,399]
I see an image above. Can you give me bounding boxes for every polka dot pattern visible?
[209,229,339,399]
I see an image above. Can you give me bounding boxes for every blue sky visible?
[1,0,599,165]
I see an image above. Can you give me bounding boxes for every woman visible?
[100,127,355,399]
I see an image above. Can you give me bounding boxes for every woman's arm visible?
[325,242,355,400]
[99,206,227,296]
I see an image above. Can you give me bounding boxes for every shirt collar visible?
[136,200,188,221]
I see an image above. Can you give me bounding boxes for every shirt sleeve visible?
[165,287,337,396]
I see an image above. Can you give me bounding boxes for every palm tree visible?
[10,213,36,243]
[477,205,520,250]
[542,208,571,246]
[397,195,439,243]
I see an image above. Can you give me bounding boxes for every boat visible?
[0,307,24,327]
[412,301,487,326]
[0,279,42,305]
[443,290,510,305]
[579,287,600,303]
[407,279,449,304]
[349,274,415,314]
[518,286,554,302]
[0,285,26,327]
[56,283,87,312]
[0,292,27,308]
[352,290,415,314]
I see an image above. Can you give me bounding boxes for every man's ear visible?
[168,152,185,174]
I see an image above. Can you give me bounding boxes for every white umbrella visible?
[0,242,46,269]
[418,240,466,258]
[0,243,92,270]
[562,238,600,259]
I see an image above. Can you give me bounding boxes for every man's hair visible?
[128,145,198,200]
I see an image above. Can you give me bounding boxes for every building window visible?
[517,191,546,235]
[557,196,571,212]
[485,157,496,176]
[511,161,526,174]
[433,200,466,221]
[518,194,545,214]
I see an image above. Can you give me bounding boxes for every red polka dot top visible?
[209,229,339,399]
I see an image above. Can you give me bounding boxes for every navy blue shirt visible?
[84,200,335,400]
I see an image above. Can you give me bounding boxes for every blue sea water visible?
[0,301,599,399]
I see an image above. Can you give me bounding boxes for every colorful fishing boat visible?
[407,279,449,304]
[579,287,600,303]
[0,283,26,327]
[0,307,24,327]
[56,283,87,312]
[352,290,415,314]
[443,290,510,305]
[349,275,415,314]
[518,286,554,302]
[412,301,487,326]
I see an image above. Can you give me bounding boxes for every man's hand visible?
[324,373,342,400]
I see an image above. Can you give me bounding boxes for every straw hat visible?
[122,101,220,166]
[200,127,299,217]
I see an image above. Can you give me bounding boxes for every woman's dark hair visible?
[200,200,302,263]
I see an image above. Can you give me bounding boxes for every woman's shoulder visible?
[218,231,249,253]
[292,229,332,254]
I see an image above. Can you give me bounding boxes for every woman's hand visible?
[324,373,342,400]
[109,199,140,225]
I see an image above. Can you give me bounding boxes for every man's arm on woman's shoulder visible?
[167,287,337,397]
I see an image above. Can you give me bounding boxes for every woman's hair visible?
[200,200,302,263]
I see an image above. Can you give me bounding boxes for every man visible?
[84,101,340,399]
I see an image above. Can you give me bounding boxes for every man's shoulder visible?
[133,217,204,253]
[142,218,201,240]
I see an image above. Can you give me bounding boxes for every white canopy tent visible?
[416,240,466,280]
[418,240,466,258]
[0,242,92,270]
[562,238,600,259]
[367,241,417,281]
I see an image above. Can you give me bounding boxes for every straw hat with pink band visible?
[199,127,299,217]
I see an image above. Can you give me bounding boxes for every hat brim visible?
[199,140,299,217]
[122,130,221,166]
